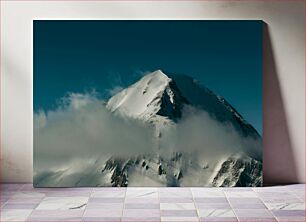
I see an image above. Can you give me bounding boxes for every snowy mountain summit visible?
[34,70,262,187]
[107,70,260,139]
[103,70,262,187]
[107,70,187,125]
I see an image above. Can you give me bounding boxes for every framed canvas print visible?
[33,20,262,187]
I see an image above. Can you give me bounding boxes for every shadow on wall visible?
[263,23,298,185]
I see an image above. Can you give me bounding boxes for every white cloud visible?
[34,93,261,186]
[34,92,155,173]
[106,86,124,96]
[159,106,262,161]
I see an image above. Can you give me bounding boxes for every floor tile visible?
[10,191,45,199]
[225,191,258,198]
[230,203,266,209]
[276,218,306,222]
[258,192,300,203]
[36,196,88,210]
[161,210,198,217]
[159,188,192,198]
[125,197,159,203]
[44,191,91,197]
[198,209,235,217]
[122,209,160,217]
[161,216,199,222]
[29,209,84,217]
[2,203,39,209]
[228,198,266,209]
[200,217,238,221]
[291,192,305,198]
[194,197,228,203]
[89,197,124,203]
[160,203,196,210]
[228,197,263,204]
[7,197,44,204]
[160,197,194,203]
[0,209,32,221]
[237,218,277,222]
[234,209,274,218]
[1,184,24,191]
[83,209,123,217]
[126,188,158,198]
[125,203,159,209]
[223,187,253,192]
[1,196,10,206]
[272,209,305,217]
[91,189,126,198]
[159,188,191,192]
[191,188,225,197]
[122,217,161,221]
[253,186,289,193]
[286,184,305,190]
[262,198,302,204]
[86,202,123,209]
[27,217,83,221]
[83,217,121,222]
[265,202,305,210]
[92,187,126,191]
[196,203,231,209]
[19,184,37,191]
[1,183,305,222]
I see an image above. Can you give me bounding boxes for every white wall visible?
[1,1,304,184]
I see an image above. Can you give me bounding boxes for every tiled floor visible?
[0,184,305,222]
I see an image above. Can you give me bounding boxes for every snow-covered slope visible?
[107,70,173,119]
[103,70,262,187]
[107,70,188,129]
[34,70,262,187]
[107,70,260,140]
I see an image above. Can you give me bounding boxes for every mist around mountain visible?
[34,70,262,187]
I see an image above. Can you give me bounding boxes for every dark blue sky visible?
[34,20,262,134]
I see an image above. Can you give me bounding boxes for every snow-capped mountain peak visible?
[34,70,262,187]
[107,70,260,140]
[106,70,188,123]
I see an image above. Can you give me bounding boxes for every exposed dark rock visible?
[212,156,262,187]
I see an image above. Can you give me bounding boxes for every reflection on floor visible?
[0,184,305,222]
